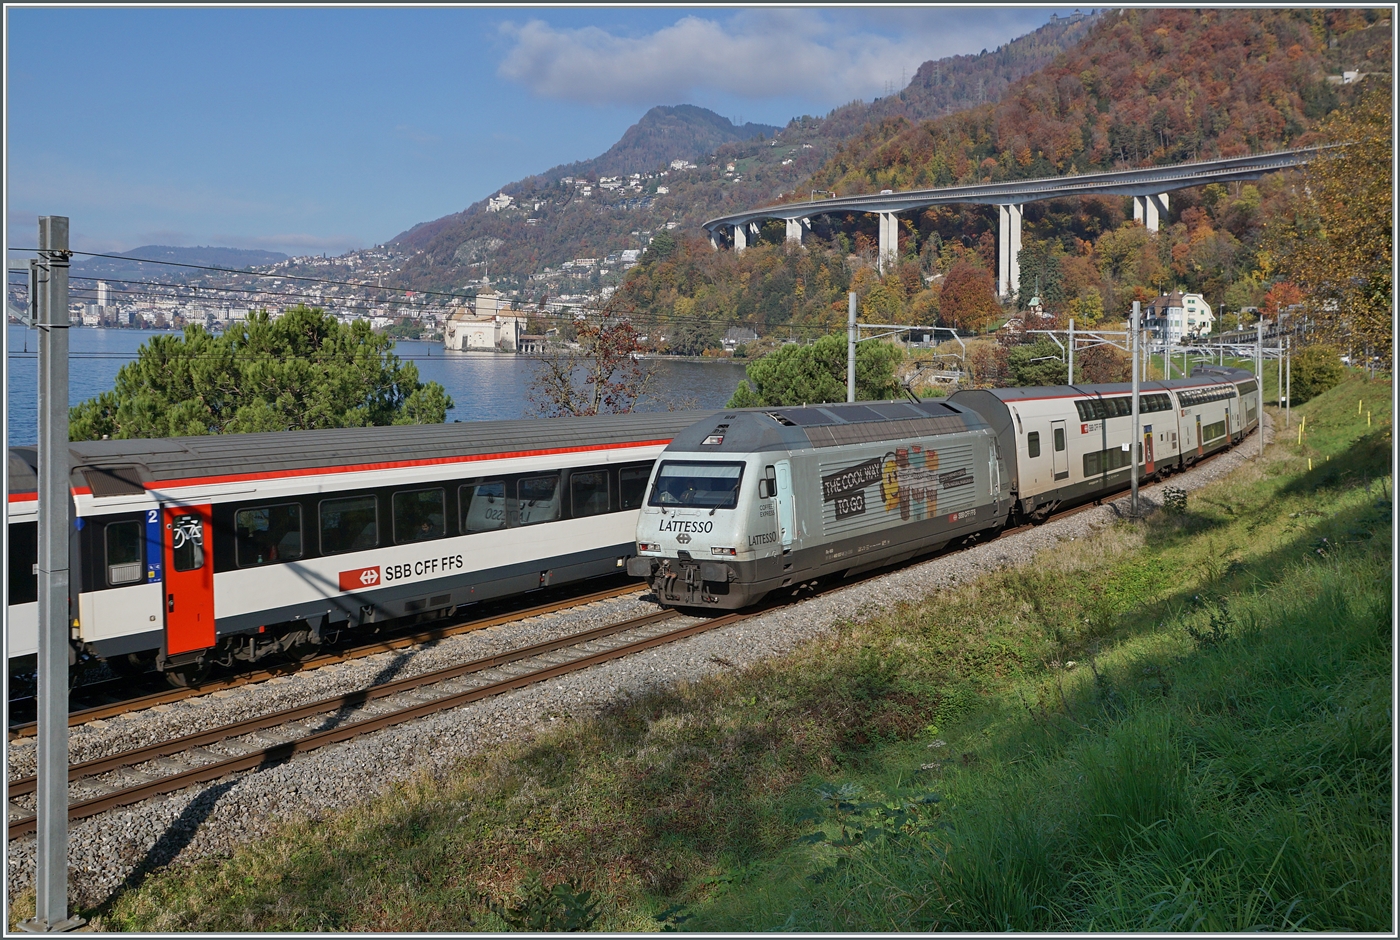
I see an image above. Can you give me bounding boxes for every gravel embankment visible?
[7,418,1271,908]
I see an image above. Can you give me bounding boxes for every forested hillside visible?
[611,8,1390,353]
[387,13,1099,293]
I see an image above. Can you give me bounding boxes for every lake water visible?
[4,324,750,447]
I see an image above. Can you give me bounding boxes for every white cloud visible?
[497,9,1055,108]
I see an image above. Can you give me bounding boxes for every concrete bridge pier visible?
[997,203,1023,299]
[709,230,720,251]
[877,211,899,274]
[785,217,811,247]
[732,222,748,253]
[1133,193,1170,232]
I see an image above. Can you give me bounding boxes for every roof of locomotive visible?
[6,410,719,497]
[664,399,990,454]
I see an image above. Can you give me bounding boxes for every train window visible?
[170,514,206,573]
[319,495,378,555]
[1027,432,1041,458]
[460,481,507,533]
[516,475,561,526]
[1084,446,1133,477]
[619,467,650,510]
[235,504,303,567]
[648,461,744,509]
[105,520,143,585]
[8,521,38,605]
[571,471,610,518]
[393,488,446,544]
[1054,427,1065,452]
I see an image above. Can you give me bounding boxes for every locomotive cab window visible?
[648,461,745,509]
[320,495,378,555]
[393,488,446,543]
[105,519,143,585]
[1027,432,1041,458]
[570,471,610,518]
[515,475,561,527]
[235,503,303,567]
[460,481,507,533]
[619,467,650,510]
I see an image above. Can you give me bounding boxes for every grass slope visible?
[78,376,1390,932]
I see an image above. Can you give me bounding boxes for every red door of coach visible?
[163,504,215,655]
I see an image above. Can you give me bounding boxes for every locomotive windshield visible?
[648,461,745,509]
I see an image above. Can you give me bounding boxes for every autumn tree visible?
[1269,86,1392,366]
[939,261,1003,332]
[528,316,652,417]
[69,306,453,440]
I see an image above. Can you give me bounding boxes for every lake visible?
[4,324,750,447]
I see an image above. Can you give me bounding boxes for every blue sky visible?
[6,6,1073,257]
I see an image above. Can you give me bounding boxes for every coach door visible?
[163,504,215,655]
[1195,415,1204,457]
[1050,420,1069,481]
[1143,425,1155,475]
[774,460,795,552]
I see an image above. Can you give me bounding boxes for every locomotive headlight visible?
[711,546,737,556]
[638,542,660,552]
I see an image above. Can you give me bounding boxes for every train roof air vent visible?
[81,465,148,497]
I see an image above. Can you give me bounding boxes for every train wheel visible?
[164,660,212,688]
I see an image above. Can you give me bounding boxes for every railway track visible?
[7,607,754,839]
[7,580,645,738]
[6,438,1245,841]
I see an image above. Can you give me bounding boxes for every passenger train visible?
[5,366,1258,683]
[5,412,714,684]
[628,367,1259,609]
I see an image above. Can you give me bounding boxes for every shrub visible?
[1288,345,1344,404]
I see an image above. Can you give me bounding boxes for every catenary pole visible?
[847,291,857,403]
[1285,337,1291,428]
[1067,317,1075,384]
[1257,318,1266,458]
[1131,302,1140,514]
[23,217,82,933]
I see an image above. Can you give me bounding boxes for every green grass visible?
[78,375,1391,932]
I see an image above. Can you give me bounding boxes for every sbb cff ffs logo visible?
[339,566,381,591]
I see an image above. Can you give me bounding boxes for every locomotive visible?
[628,368,1259,609]
[6,411,714,685]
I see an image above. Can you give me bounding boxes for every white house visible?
[1143,290,1215,344]
[443,291,525,352]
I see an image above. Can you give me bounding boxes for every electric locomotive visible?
[627,399,1013,609]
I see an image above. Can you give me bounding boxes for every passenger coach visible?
[949,367,1258,522]
[6,412,712,684]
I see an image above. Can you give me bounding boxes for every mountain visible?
[72,245,289,282]
[385,12,1100,294]
[569,105,779,179]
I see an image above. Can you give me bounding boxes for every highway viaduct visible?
[702,148,1322,299]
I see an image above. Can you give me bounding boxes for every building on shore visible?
[443,289,526,352]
